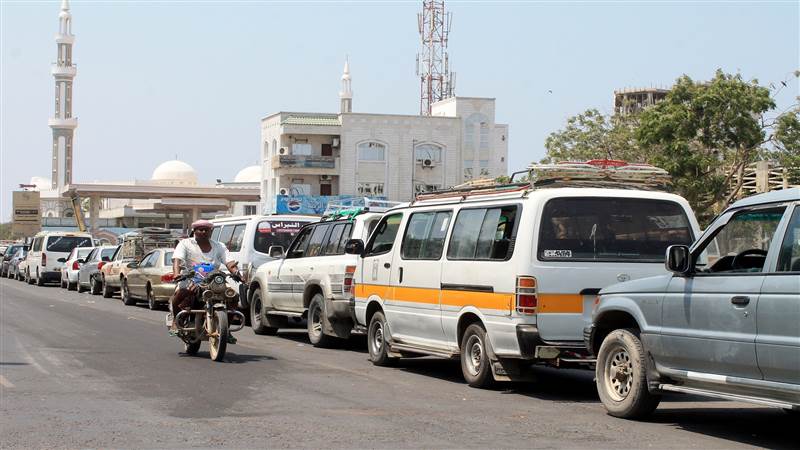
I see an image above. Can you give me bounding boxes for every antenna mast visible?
[416,0,455,116]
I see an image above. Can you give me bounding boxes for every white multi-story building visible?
[260,60,509,212]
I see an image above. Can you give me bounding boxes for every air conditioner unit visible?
[278,188,289,195]
[319,175,333,182]
[421,159,435,168]
[279,147,289,155]
[332,138,340,148]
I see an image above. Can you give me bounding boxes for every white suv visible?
[248,209,386,346]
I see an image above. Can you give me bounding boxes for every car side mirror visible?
[666,245,691,275]
[268,245,285,259]
[57,257,67,263]
[344,239,365,256]
[102,256,110,262]
[127,262,139,269]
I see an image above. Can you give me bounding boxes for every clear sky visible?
[1,0,798,221]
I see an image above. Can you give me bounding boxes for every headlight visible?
[214,275,225,285]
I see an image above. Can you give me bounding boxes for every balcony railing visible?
[272,155,337,170]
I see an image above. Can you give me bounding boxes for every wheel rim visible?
[370,321,384,355]
[464,335,483,377]
[604,345,634,402]
[253,295,262,327]
[122,281,129,299]
[310,303,322,338]
[148,289,154,308]
[209,315,219,358]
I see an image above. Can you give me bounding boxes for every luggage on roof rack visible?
[529,159,671,189]
[321,197,404,221]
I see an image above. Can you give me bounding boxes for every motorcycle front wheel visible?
[209,310,228,362]
[184,340,201,355]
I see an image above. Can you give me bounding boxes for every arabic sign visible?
[257,220,305,234]
[12,191,41,238]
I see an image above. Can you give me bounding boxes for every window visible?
[287,227,314,259]
[415,143,442,162]
[323,222,353,256]
[254,220,306,253]
[402,211,452,260]
[140,252,156,268]
[164,251,174,266]
[32,238,42,252]
[45,236,92,253]
[85,249,98,262]
[210,226,221,242]
[292,143,312,156]
[448,206,518,261]
[243,205,257,216]
[218,225,234,248]
[100,248,116,261]
[305,224,331,257]
[228,224,246,252]
[777,208,800,272]
[539,198,693,262]
[358,141,386,161]
[365,213,403,255]
[696,207,786,274]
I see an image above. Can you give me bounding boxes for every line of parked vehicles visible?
[3,160,798,420]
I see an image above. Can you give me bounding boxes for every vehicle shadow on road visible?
[177,352,276,364]
[644,407,796,449]
[274,329,369,354]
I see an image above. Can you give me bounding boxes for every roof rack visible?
[321,197,404,221]
[529,159,671,189]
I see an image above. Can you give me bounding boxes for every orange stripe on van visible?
[354,283,513,311]
[537,294,584,314]
[440,290,513,310]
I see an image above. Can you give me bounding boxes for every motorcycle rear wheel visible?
[184,340,201,355]
[209,310,228,362]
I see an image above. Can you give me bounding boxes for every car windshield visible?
[538,197,694,262]
[100,248,117,260]
[254,220,309,253]
[5,245,23,257]
[76,248,93,259]
[46,236,93,253]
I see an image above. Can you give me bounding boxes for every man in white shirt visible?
[170,219,239,321]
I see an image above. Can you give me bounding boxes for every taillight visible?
[516,276,537,315]
[97,262,106,270]
[161,273,175,283]
[343,265,356,297]
[72,261,80,270]
[42,253,47,267]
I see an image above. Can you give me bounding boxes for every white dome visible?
[29,176,52,190]
[234,165,261,183]
[151,160,198,185]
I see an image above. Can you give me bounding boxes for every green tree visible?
[543,109,645,163]
[771,107,800,183]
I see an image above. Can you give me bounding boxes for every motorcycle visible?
[166,266,246,361]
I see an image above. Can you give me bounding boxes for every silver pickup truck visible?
[586,188,800,419]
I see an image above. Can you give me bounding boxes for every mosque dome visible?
[234,165,262,183]
[151,160,198,185]
[29,176,52,190]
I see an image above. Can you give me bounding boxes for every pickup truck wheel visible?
[460,323,494,388]
[368,311,397,367]
[307,294,335,348]
[102,276,113,298]
[91,276,102,295]
[250,288,278,335]
[122,278,136,306]
[596,328,660,419]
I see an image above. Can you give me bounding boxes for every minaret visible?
[48,0,78,191]
[339,57,352,114]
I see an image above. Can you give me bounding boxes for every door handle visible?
[731,296,750,306]
[384,262,391,269]
[399,267,403,283]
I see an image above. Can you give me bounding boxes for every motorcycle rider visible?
[170,219,239,328]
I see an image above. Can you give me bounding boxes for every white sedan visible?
[60,246,94,290]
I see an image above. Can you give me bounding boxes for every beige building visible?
[260,61,508,212]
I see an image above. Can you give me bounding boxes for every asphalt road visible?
[0,277,795,449]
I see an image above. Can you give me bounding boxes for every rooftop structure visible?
[613,87,669,116]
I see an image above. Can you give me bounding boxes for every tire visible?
[184,340,201,356]
[121,278,136,306]
[460,323,494,388]
[367,311,397,366]
[250,288,278,335]
[147,285,158,310]
[596,328,661,419]
[60,276,66,289]
[35,270,44,286]
[68,281,77,291]
[307,294,335,348]
[90,276,102,295]
[209,310,228,362]
[77,279,85,293]
[26,270,33,285]
[102,276,113,298]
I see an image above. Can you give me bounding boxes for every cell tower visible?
[416,0,455,116]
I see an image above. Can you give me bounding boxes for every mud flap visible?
[322,298,353,339]
[487,335,534,382]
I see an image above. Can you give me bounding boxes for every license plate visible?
[165,313,173,327]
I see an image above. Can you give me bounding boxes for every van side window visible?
[777,208,800,272]
[402,211,452,260]
[218,225,234,248]
[324,222,353,256]
[305,224,331,257]
[210,226,221,242]
[447,206,517,261]
[365,213,403,256]
[33,238,43,252]
[287,227,314,259]
[228,224,246,252]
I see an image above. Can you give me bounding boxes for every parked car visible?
[1,244,27,277]
[249,204,394,345]
[77,246,118,294]
[100,245,135,298]
[26,231,93,286]
[345,163,701,388]
[19,251,32,283]
[122,248,175,310]
[587,188,800,418]
[60,246,94,290]
[210,214,319,314]
[101,228,176,300]
[8,247,29,280]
